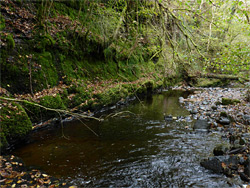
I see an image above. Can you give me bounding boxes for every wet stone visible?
[193,119,209,130]
[244,115,250,120]
[201,155,240,175]
[200,157,223,173]
[240,172,250,182]
[220,111,228,117]
[200,106,206,110]
[164,115,173,121]
[203,101,208,105]
[218,117,230,125]
[239,157,245,165]
[216,127,224,131]
[239,137,246,145]
[211,106,217,110]
[206,112,211,116]
[213,144,229,156]
[190,109,198,114]
[179,97,184,103]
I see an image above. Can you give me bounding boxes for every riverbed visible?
[12,89,244,187]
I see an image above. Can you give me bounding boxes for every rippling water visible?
[13,90,241,187]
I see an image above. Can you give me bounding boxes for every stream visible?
[13,90,241,187]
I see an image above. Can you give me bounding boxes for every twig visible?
[0,97,101,137]
[105,111,136,119]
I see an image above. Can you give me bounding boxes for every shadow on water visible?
[13,90,240,187]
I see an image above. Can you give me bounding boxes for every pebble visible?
[174,86,250,182]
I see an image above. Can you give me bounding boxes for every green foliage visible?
[207,43,250,75]
[0,102,32,149]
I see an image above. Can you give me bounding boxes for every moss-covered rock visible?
[94,85,128,106]
[0,101,32,149]
[213,143,230,156]
[142,80,155,92]
[22,100,42,123]
[195,78,222,87]
[39,95,66,119]
[221,98,241,105]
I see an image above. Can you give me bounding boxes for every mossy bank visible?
[1,0,215,151]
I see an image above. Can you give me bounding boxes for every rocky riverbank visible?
[175,86,250,184]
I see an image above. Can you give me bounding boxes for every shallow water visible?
[13,90,241,187]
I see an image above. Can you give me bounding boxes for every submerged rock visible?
[200,157,223,173]
[190,109,198,114]
[193,119,209,130]
[218,117,230,125]
[201,155,240,174]
[244,115,250,125]
[164,114,173,121]
[213,144,229,156]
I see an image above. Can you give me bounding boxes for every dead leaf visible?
[221,162,227,169]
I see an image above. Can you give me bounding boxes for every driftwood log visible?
[190,73,250,82]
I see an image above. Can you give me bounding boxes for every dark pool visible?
[13,90,242,187]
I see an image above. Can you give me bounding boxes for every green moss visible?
[0,14,5,30]
[40,95,66,109]
[0,102,32,149]
[70,91,91,108]
[32,52,59,91]
[39,95,66,119]
[143,80,155,91]
[122,84,134,93]
[94,85,128,106]
[60,89,70,107]
[221,98,241,105]
[195,78,222,87]
[22,101,42,123]
[0,132,8,149]
[33,34,55,52]
[6,34,15,50]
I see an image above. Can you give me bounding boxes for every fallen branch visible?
[199,73,250,82]
[104,111,137,119]
[0,96,102,136]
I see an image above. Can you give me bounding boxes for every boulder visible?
[201,155,239,174]
[200,157,223,173]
